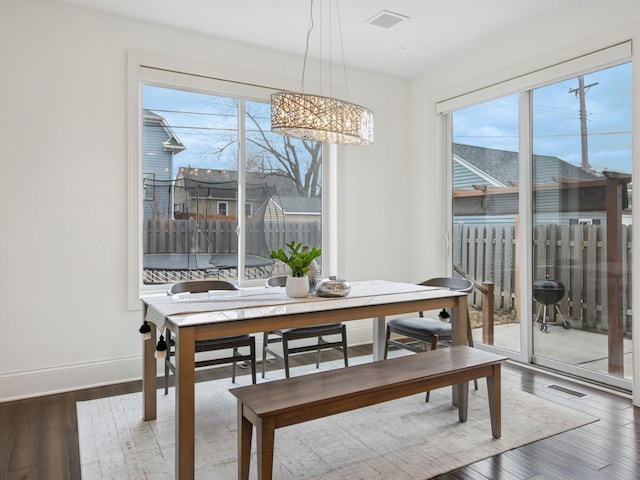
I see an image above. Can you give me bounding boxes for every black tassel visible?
[139,321,151,340]
[438,308,450,320]
[155,334,168,359]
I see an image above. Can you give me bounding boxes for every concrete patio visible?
[472,322,633,380]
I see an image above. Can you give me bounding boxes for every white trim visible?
[0,356,142,402]
[325,143,338,276]
[436,41,631,113]
[518,90,533,365]
[440,112,453,267]
[127,51,144,309]
[632,33,640,406]
[453,153,508,187]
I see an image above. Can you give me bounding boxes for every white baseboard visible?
[0,321,376,402]
[0,356,143,402]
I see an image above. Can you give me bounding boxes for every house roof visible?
[275,196,321,214]
[143,109,186,153]
[453,143,600,187]
[177,167,321,213]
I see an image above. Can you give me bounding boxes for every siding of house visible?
[142,116,175,219]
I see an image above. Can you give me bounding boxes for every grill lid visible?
[533,279,565,305]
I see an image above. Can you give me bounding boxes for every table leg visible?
[175,327,196,480]
[451,295,468,407]
[457,380,469,423]
[257,416,276,480]
[238,403,253,480]
[142,307,157,421]
[451,295,468,347]
[487,363,502,438]
[372,316,386,361]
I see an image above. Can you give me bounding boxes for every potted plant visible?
[271,241,322,297]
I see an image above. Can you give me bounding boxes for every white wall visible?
[0,0,410,400]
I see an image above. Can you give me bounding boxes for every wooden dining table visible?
[140,279,468,480]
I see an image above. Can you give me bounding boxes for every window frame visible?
[142,173,155,201]
[127,52,334,308]
[217,201,229,216]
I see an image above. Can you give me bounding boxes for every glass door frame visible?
[436,41,637,395]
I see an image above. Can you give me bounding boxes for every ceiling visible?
[56,0,582,78]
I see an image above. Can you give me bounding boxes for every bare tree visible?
[245,108,322,198]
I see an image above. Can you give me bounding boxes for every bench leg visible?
[237,403,253,480]
[457,381,469,423]
[486,363,501,438]
[256,416,276,480]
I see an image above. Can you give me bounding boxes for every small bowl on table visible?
[315,277,351,297]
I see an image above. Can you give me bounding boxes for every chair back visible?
[265,276,287,287]
[421,277,473,294]
[168,280,237,295]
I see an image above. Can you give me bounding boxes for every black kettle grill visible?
[532,278,570,332]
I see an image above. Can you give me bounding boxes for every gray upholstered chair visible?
[261,276,349,378]
[164,280,256,393]
[384,277,477,400]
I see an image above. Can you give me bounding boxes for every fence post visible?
[482,281,495,345]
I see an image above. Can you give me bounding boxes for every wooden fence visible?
[454,222,633,334]
[144,218,321,257]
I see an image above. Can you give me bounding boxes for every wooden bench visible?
[229,345,507,480]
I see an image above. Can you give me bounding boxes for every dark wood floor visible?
[1,345,638,479]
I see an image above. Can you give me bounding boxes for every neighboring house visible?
[452,143,631,225]
[142,109,187,220]
[142,109,185,220]
[453,143,598,189]
[174,167,320,222]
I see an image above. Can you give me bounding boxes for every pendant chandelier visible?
[271,0,374,146]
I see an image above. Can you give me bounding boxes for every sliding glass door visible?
[445,46,633,391]
[452,95,521,355]
[531,63,632,386]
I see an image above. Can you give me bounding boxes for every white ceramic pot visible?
[286,275,310,298]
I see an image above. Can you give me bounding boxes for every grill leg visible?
[534,303,544,323]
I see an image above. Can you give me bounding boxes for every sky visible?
[452,62,632,174]
[143,85,272,175]
[144,61,632,177]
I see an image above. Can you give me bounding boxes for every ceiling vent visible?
[366,10,409,29]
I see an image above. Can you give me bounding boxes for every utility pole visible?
[569,76,598,170]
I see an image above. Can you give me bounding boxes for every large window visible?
[442,42,633,391]
[130,63,323,296]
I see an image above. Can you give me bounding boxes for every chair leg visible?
[341,325,349,368]
[383,327,391,359]
[164,358,170,395]
[249,338,257,385]
[232,348,239,383]
[261,332,269,379]
[315,336,322,369]
[425,334,438,402]
[282,336,291,379]
[164,328,171,395]
[466,308,479,391]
